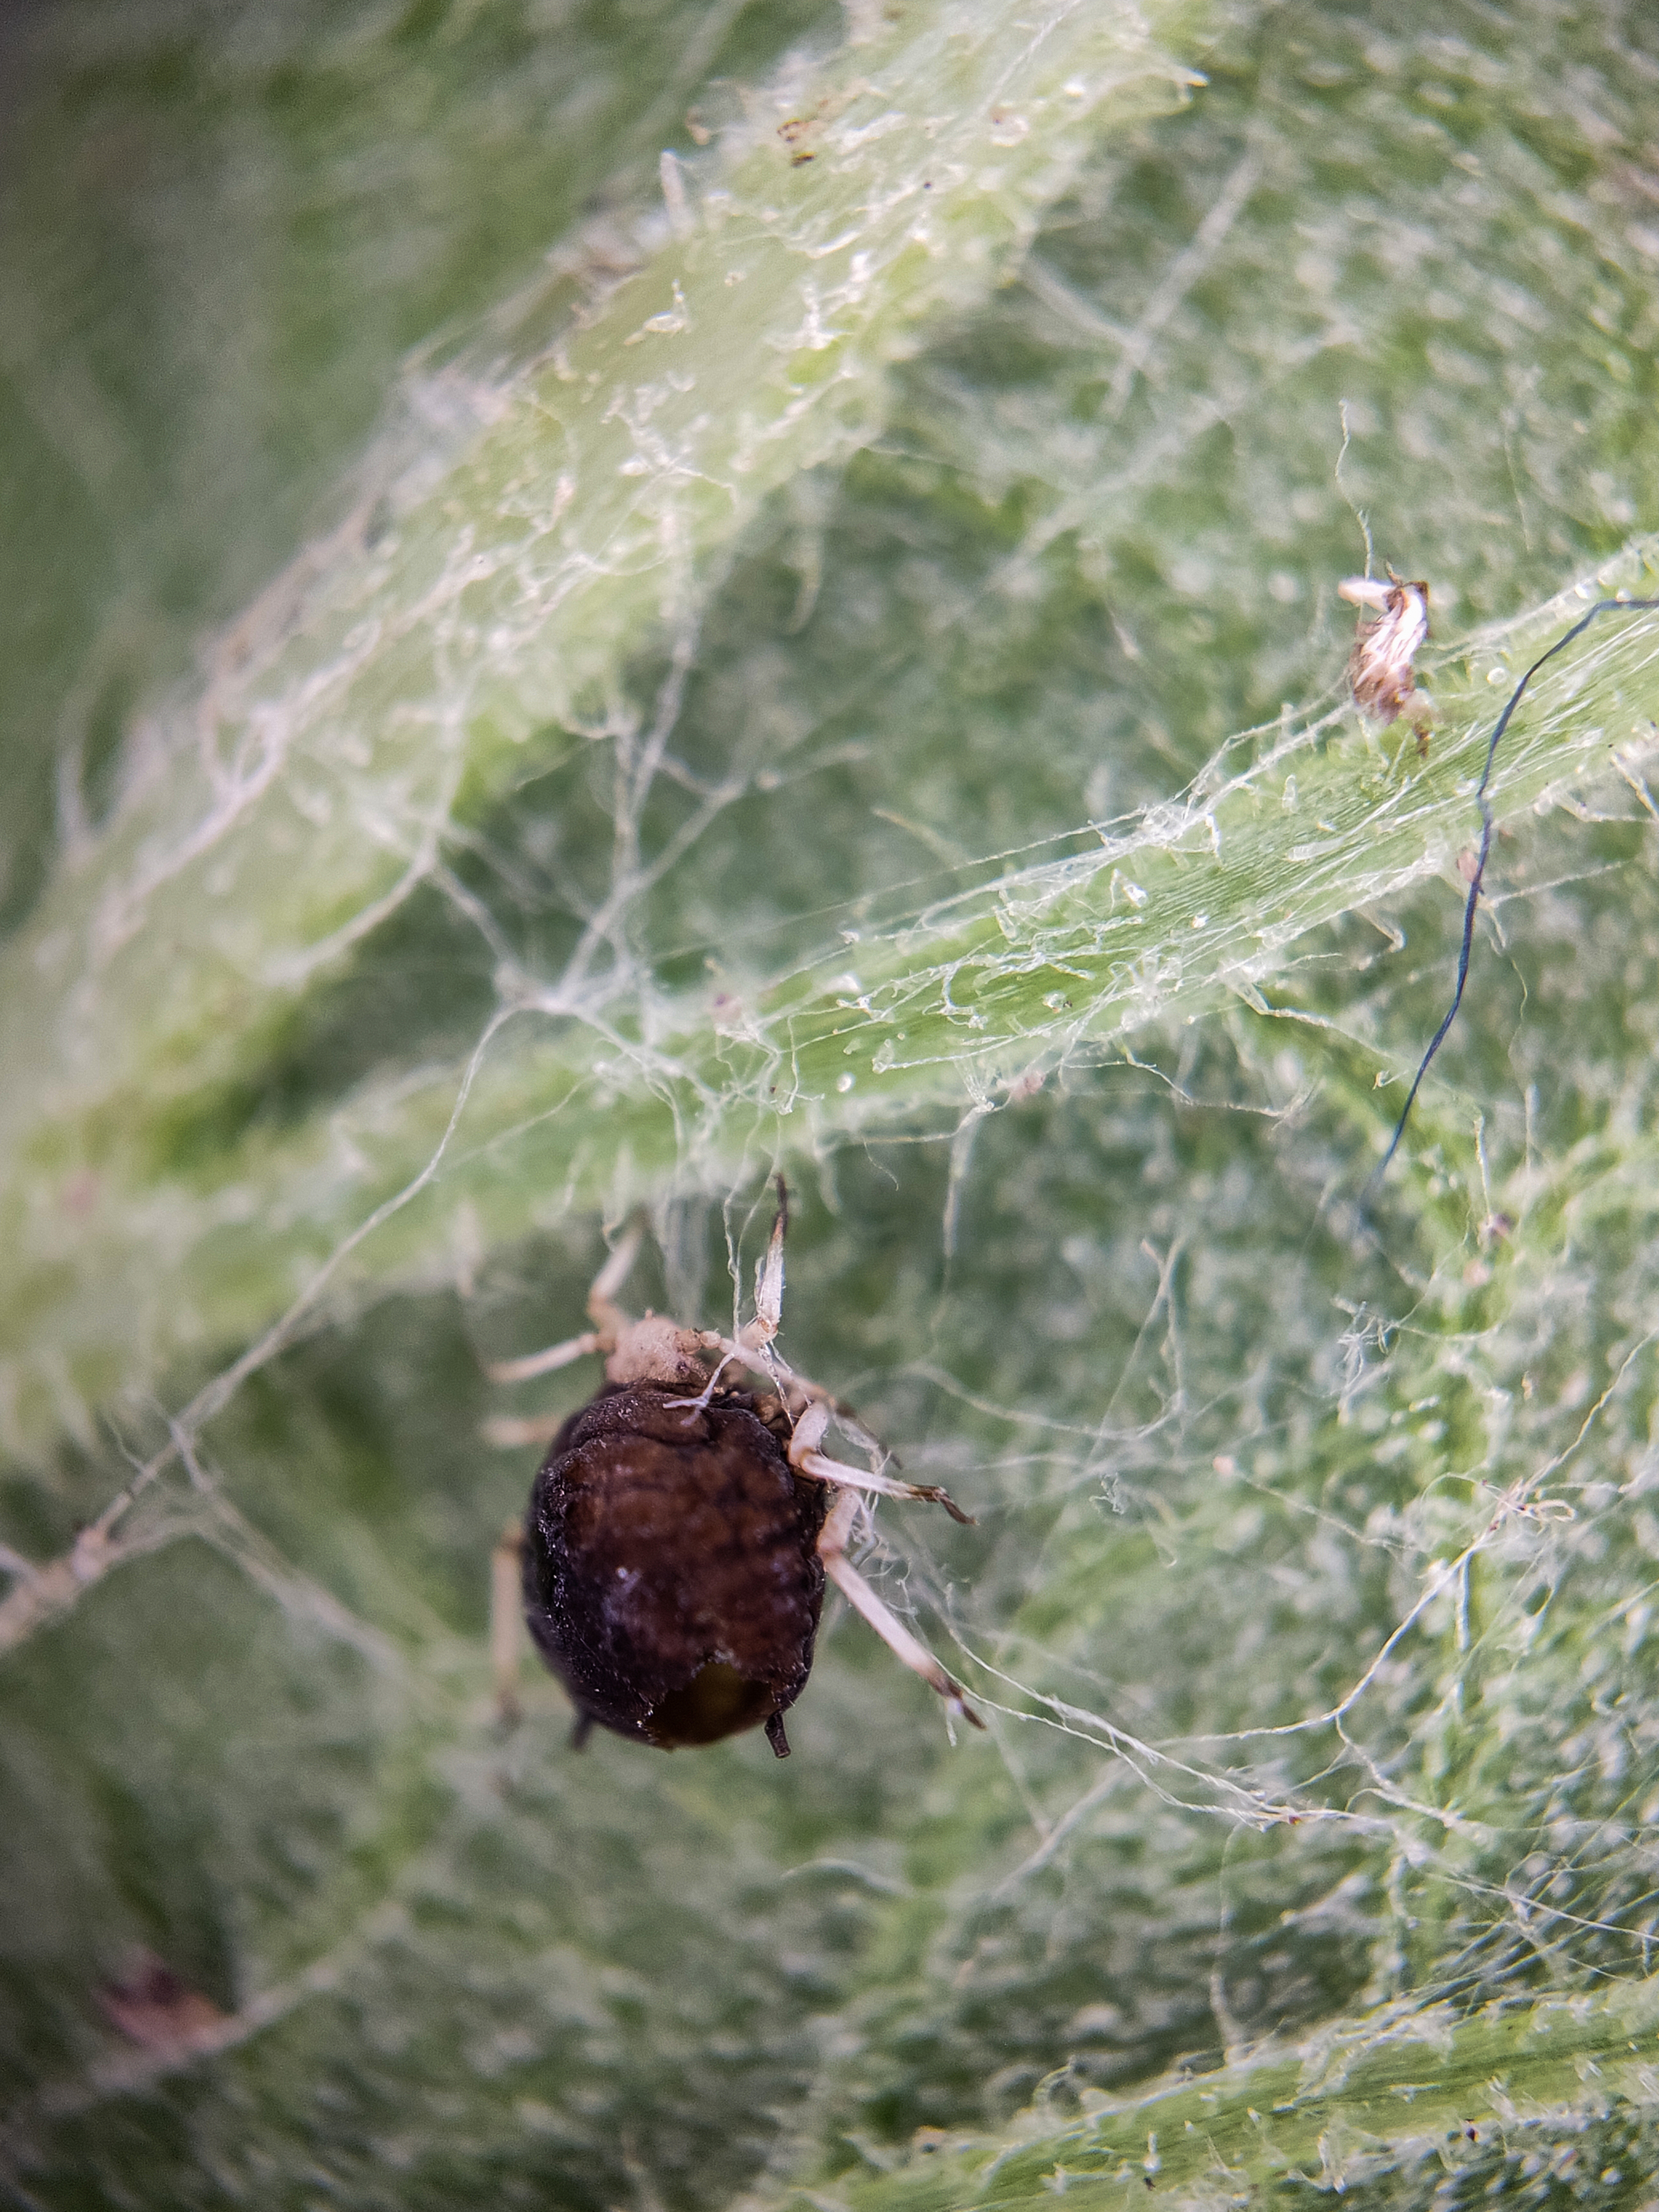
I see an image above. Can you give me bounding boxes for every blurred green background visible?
[5,1,1659,2205]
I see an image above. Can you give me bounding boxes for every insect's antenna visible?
[1334,399,1375,579]
[1366,596,1659,1198]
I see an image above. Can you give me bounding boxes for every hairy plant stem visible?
[3,547,1657,1457]
[778,1982,1659,2210]
[0,0,1212,1459]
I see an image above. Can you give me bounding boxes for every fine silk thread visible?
[1367,595,1659,1194]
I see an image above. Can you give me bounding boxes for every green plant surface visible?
[4,542,1659,1514]
[783,1982,1659,2208]
[0,0,1205,1231]
[7,2,1659,2208]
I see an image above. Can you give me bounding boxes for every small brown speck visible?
[98,1954,226,2051]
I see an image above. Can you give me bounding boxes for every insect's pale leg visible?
[817,1492,984,1729]
[586,1219,646,1335]
[488,1219,646,1383]
[795,1444,974,1525]
[483,1411,568,1450]
[491,1521,526,1724]
[706,1336,838,1419]
[486,1331,600,1385]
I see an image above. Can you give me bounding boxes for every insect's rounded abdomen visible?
[522,1384,829,1750]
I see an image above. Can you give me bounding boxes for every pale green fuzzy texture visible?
[0,0,1207,1448]
[789,1984,1659,2208]
[6,3,1659,2210]
[6,550,1659,1477]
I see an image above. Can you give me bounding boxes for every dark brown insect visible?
[488,1185,982,1757]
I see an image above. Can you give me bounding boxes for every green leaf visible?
[6,2,1659,2207]
[787,1984,1659,2208]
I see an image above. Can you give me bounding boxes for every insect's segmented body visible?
[523,1382,829,1753]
